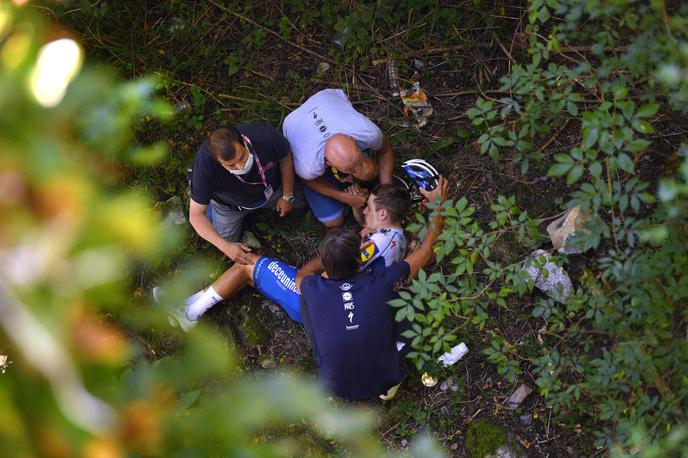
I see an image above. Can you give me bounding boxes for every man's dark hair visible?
[319,227,361,280]
[371,183,410,225]
[208,127,242,162]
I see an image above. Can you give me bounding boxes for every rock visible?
[440,376,459,392]
[240,230,261,250]
[518,414,532,426]
[506,383,533,410]
[318,61,330,73]
[486,446,526,458]
[264,300,283,317]
[260,357,276,369]
[523,249,573,303]
[154,196,186,225]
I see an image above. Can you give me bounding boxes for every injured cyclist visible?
[155,183,411,330]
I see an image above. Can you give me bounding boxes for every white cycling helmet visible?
[401,159,440,191]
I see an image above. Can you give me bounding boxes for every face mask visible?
[228,147,255,175]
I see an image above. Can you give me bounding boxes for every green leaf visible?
[632,119,654,134]
[635,102,659,118]
[589,161,602,178]
[567,165,584,184]
[548,163,572,176]
[625,139,650,153]
[566,101,578,116]
[617,153,634,173]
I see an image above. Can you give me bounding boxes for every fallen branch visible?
[207,0,337,65]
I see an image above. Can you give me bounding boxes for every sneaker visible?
[152,286,164,303]
[168,304,198,332]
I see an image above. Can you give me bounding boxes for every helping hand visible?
[223,242,253,265]
[342,185,368,208]
[275,198,294,217]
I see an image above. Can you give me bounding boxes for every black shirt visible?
[190,124,289,207]
[300,259,409,400]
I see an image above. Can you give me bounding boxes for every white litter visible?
[546,206,589,254]
[438,342,469,367]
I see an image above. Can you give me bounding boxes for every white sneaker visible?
[153,286,197,331]
[168,304,197,332]
[152,286,164,303]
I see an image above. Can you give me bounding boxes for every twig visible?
[407,43,492,56]
[207,0,336,65]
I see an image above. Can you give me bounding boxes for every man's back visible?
[300,259,409,400]
[282,89,383,181]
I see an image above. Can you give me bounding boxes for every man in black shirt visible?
[189,125,304,263]
[296,177,449,400]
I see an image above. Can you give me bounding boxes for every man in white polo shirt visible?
[282,89,394,228]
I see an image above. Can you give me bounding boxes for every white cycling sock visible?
[184,289,205,305]
[186,286,223,321]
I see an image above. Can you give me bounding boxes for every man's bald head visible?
[324,133,364,176]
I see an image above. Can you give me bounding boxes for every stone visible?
[240,230,261,250]
[523,249,573,303]
[260,357,277,369]
[506,383,533,410]
[518,414,532,426]
[154,195,186,225]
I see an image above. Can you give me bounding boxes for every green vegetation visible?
[3,0,688,456]
[465,420,506,458]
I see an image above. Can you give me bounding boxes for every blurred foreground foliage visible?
[0,4,441,457]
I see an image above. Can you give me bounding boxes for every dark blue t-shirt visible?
[300,259,410,400]
[190,124,289,207]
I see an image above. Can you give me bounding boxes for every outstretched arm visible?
[188,199,254,264]
[403,177,450,281]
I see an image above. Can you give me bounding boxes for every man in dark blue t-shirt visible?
[189,124,304,263]
[296,177,449,401]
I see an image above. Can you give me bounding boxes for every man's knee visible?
[322,214,344,228]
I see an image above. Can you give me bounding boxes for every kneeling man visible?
[299,177,449,400]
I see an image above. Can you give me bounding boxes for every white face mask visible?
[228,146,255,175]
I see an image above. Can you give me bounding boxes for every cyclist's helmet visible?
[401,159,439,191]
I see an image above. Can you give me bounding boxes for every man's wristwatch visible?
[281,194,295,204]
